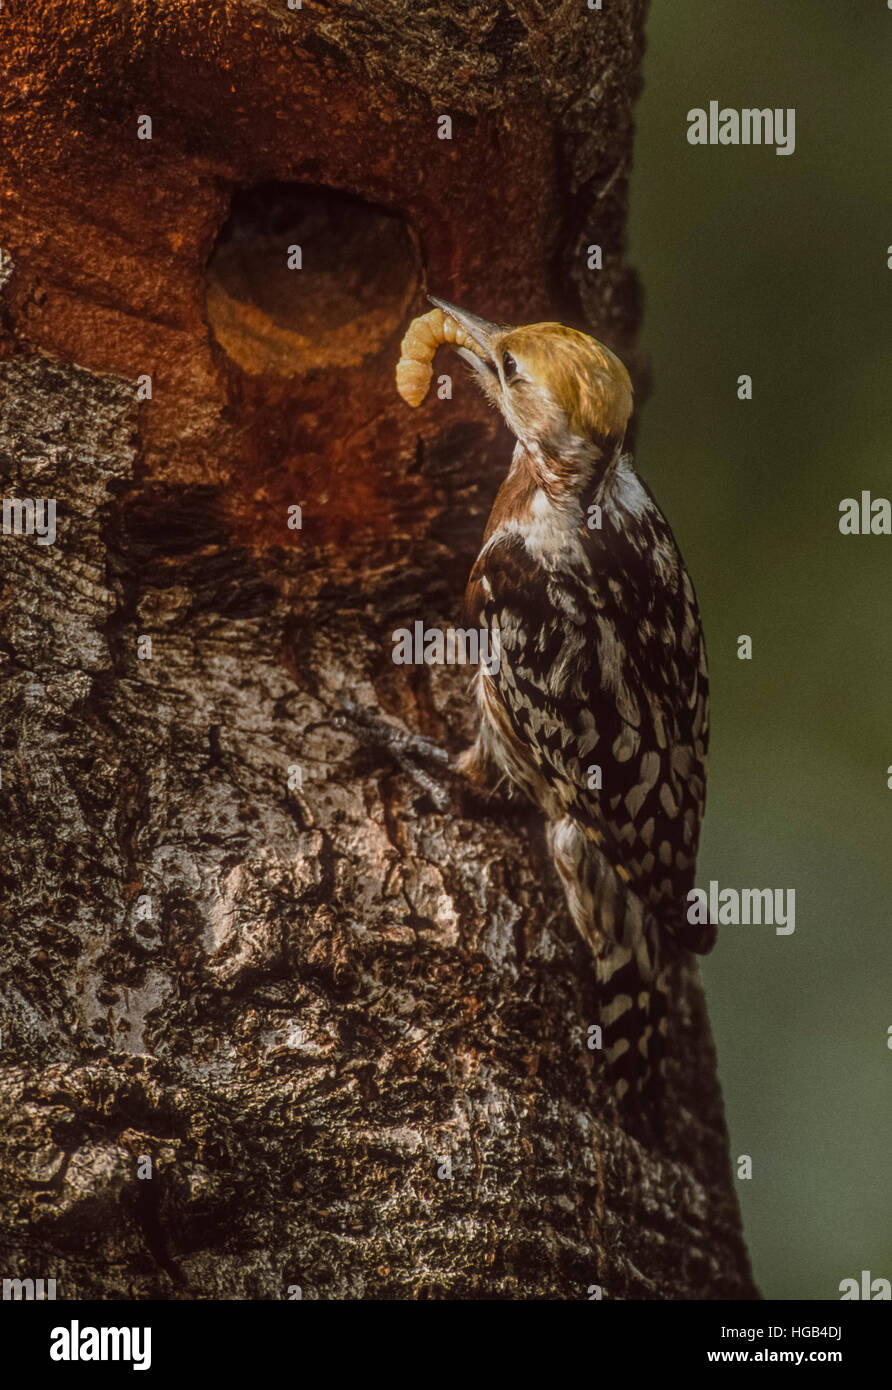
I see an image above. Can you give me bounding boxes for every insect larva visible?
[395,307,482,408]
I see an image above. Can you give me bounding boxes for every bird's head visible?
[429,295,633,487]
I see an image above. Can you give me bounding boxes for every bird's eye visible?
[502,351,518,380]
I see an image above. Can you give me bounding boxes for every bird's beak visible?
[427,294,500,378]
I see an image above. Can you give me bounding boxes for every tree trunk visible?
[0,0,756,1299]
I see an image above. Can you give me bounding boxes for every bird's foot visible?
[332,697,457,813]
[332,698,527,821]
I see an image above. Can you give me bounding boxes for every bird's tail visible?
[595,932,669,1127]
[588,858,670,1129]
[552,816,714,1138]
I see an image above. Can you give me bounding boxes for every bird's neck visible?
[583,446,628,512]
[491,437,622,521]
[480,439,613,551]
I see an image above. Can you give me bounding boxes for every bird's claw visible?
[333,697,455,813]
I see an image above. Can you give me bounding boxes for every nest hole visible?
[205,183,419,376]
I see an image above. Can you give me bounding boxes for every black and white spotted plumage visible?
[465,451,712,1121]
[427,297,715,1132]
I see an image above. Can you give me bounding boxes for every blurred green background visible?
[628,0,892,1299]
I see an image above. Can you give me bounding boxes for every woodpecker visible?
[424,295,715,1127]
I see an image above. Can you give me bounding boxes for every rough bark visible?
[0,0,756,1299]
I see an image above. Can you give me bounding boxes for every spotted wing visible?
[472,500,709,933]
